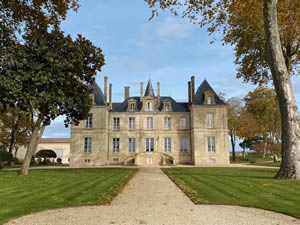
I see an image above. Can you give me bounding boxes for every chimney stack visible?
[104,76,108,104]
[140,82,143,102]
[157,82,160,106]
[124,86,130,100]
[109,83,112,110]
[188,81,191,105]
[191,76,195,103]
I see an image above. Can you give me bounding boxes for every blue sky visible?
[43,0,300,145]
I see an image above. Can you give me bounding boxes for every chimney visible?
[140,82,143,101]
[124,86,130,100]
[157,82,160,106]
[191,76,195,103]
[188,81,191,105]
[104,76,108,104]
[109,83,112,110]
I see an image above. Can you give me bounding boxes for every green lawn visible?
[163,167,300,218]
[248,161,281,167]
[0,168,137,224]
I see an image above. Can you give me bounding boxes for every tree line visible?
[227,86,281,161]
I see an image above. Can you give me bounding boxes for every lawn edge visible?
[1,168,138,225]
[161,168,300,220]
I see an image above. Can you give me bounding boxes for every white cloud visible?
[130,17,194,48]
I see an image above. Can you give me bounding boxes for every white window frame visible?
[85,113,93,128]
[164,117,171,129]
[146,138,154,152]
[179,117,187,129]
[207,113,214,128]
[180,138,187,152]
[130,103,135,111]
[146,102,153,112]
[113,138,120,152]
[165,103,170,111]
[113,118,120,130]
[164,137,171,152]
[84,137,92,153]
[129,138,136,152]
[208,136,216,152]
[207,96,212,104]
[147,117,153,130]
[129,117,135,130]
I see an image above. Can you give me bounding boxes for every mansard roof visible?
[89,82,106,106]
[111,96,189,112]
[193,80,225,105]
[144,80,155,97]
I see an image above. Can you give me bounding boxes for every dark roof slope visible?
[89,83,106,106]
[193,80,225,105]
[144,80,155,97]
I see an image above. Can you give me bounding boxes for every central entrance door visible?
[145,138,154,152]
[146,158,153,164]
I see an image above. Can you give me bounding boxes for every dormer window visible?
[130,103,135,111]
[165,103,170,111]
[207,96,212,104]
[163,99,172,112]
[146,102,153,112]
[127,99,137,112]
[204,91,215,105]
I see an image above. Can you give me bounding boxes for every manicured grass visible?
[163,167,300,218]
[0,168,137,224]
[248,161,280,167]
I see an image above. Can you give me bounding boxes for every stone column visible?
[191,76,195,103]
[109,83,112,110]
[104,76,108,104]
[124,86,130,100]
[140,82,143,102]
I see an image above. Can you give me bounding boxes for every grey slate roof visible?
[193,80,225,105]
[89,83,106,106]
[111,96,189,112]
[144,80,155,97]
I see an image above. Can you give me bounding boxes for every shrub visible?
[0,151,13,169]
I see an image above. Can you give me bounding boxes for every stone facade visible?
[70,77,229,167]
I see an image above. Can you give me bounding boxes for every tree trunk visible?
[230,130,236,161]
[243,139,246,161]
[8,115,21,154]
[20,116,45,175]
[263,142,268,158]
[263,0,300,179]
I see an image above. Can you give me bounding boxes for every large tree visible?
[1,29,105,175]
[145,0,300,179]
[226,97,243,161]
[244,86,281,157]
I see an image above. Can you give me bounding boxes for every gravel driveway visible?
[4,167,300,225]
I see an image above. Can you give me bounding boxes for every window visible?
[146,102,153,111]
[85,113,92,128]
[164,138,171,152]
[207,113,214,128]
[208,136,216,152]
[164,117,171,129]
[145,138,154,152]
[84,137,92,153]
[113,138,120,152]
[130,103,135,111]
[179,117,187,129]
[165,103,170,111]
[113,118,120,130]
[147,117,153,130]
[207,96,212,104]
[180,138,187,152]
[129,117,135,130]
[112,158,119,162]
[84,159,90,163]
[129,138,136,152]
